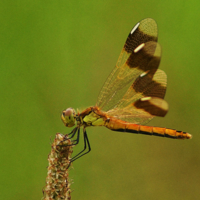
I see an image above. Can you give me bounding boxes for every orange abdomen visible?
[105,117,192,139]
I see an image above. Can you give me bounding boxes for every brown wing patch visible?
[125,18,157,53]
[134,97,168,117]
[133,69,167,98]
[127,41,160,71]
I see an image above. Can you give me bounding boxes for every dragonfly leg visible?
[64,127,80,146]
[58,127,79,147]
[71,127,80,145]
[70,127,91,163]
[68,127,78,138]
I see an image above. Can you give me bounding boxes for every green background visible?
[1,1,200,199]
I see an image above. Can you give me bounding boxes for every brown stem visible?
[42,133,73,200]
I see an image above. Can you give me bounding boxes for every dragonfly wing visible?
[96,18,159,111]
[116,69,167,109]
[106,69,168,124]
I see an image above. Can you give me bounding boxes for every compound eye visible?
[64,108,74,117]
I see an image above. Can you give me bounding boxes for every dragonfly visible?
[61,18,192,162]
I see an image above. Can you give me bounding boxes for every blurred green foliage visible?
[1,1,200,200]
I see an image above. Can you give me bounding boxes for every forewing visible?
[96,18,158,111]
[106,69,168,124]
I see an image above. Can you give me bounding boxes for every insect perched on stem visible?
[61,18,192,163]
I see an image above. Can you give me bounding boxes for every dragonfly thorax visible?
[61,108,76,127]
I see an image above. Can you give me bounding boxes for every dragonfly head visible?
[61,108,76,127]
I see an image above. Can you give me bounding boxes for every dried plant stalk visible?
[42,133,73,200]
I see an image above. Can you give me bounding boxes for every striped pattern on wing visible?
[106,69,167,125]
[96,18,158,112]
